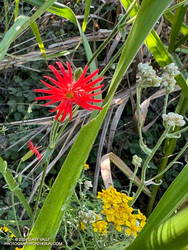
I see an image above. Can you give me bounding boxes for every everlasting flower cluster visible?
[161,63,180,93]
[78,210,99,225]
[97,186,146,236]
[84,180,93,191]
[132,155,142,168]
[162,112,185,127]
[137,63,161,87]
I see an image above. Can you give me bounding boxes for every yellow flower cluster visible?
[0,226,16,238]
[97,186,146,236]
[92,220,108,234]
[15,248,23,250]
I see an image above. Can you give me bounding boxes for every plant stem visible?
[136,85,151,155]
[31,161,48,225]
[11,193,22,237]
[130,127,170,206]
[163,93,169,114]
[128,164,139,195]
[146,141,188,184]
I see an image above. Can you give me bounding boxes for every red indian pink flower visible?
[27,141,42,160]
[34,62,104,122]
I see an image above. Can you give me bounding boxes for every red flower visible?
[27,141,42,160]
[34,62,104,122]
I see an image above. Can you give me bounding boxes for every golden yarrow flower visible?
[92,220,108,234]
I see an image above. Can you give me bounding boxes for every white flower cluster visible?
[137,63,161,87]
[132,155,142,167]
[161,63,180,93]
[162,112,185,127]
[78,210,99,224]
[84,180,93,191]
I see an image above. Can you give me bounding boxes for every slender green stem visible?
[146,141,188,184]
[100,46,123,76]
[130,127,170,206]
[14,0,20,20]
[31,161,48,225]
[49,119,60,146]
[128,164,139,195]
[136,85,151,155]
[163,93,169,114]
[170,125,188,136]
[4,0,9,32]
[11,193,22,237]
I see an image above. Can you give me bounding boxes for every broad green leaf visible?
[126,164,188,250]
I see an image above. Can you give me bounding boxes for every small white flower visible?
[161,63,180,93]
[132,155,142,167]
[137,63,161,87]
[162,112,185,127]
[163,63,180,77]
[78,210,98,224]
[84,180,93,190]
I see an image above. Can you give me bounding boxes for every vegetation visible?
[0,0,188,249]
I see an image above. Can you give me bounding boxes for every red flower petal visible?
[34,62,104,122]
[27,141,42,160]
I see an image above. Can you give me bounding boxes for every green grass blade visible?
[30,21,46,57]
[165,11,188,36]
[14,0,20,20]
[24,0,77,24]
[168,4,187,52]
[82,0,92,32]
[0,15,30,60]
[126,164,188,250]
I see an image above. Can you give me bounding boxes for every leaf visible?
[30,21,46,57]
